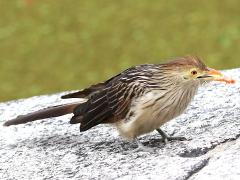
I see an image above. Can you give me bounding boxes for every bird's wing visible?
[71,81,137,131]
[70,66,148,132]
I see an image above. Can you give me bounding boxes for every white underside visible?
[116,82,199,139]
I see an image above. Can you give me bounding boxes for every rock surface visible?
[0,69,239,180]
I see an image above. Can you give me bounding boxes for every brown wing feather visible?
[75,82,134,131]
[71,83,138,131]
[68,65,149,132]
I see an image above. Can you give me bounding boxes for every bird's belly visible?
[116,88,195,139]
[116,106,155,140]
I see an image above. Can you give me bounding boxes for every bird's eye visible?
[191,70,198,75]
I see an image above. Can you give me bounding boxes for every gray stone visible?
[0,69,239,180]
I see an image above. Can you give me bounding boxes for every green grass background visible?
[0,0,239,101]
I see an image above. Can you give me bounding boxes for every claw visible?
[156,128,188,144]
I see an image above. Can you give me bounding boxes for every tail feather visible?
[3,102,81,126]
[70,115,83,124]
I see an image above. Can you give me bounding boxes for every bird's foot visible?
[156,128,188,144]
[122,139,155,154]
[161,136,187,144]
[133,139,155,153]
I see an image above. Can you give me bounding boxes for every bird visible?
[3,56,235,149]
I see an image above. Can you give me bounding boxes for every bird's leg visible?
[156,128,187,144]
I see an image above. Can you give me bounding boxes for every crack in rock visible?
[182,134,240,180]
[179,133,240,158]
[184,158,210,180]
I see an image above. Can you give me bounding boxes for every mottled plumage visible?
[3,56,234,143]
[63,57,205,139]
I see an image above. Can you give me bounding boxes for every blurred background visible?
[0,0,239,102]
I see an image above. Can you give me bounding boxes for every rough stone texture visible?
[0,69,239,180]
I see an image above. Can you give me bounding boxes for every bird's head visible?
[165,56,235,84]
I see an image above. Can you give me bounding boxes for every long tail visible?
[3,102,81,126]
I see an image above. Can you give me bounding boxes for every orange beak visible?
[199,68,235,84]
